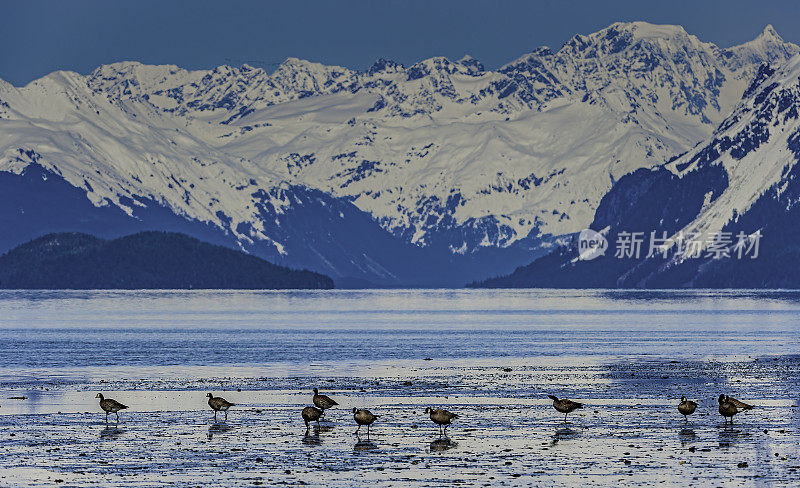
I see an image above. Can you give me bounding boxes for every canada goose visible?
[312,388,339,416]
[206,393,235,421]
[302,406,324,431]
[95,393,128,423]
[353,407,378,436]
[424,407,458,436]
[548,395,583,423]
[678,396,698,420]
[726,395,754,411]
[718,394,738,423]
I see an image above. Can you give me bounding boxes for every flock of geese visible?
[95,389,756,434]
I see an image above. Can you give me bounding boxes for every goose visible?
[424,407,458,436]
[677,396,698,420]
[353,408,378,436]
[95,393,128,423]
[718,394,738,423]
[548,395,583,423]
[312,388,339,416]
[302,406,324,431]
[206,393,235,421]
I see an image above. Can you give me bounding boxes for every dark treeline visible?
[0,231,333,289]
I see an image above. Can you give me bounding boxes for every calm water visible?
[1,289,800,369]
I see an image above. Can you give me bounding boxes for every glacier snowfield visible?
[1,289,799,486]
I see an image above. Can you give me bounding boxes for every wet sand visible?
[2,356,799,487]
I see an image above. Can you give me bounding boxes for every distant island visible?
[0,232,333,289]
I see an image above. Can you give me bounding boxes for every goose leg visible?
[564,412,568,423]
[355,425,361,435]
[224,410,228,421]
[214,410,217,421]
[116,412,120,423]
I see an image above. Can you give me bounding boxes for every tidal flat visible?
[1,290,799,486]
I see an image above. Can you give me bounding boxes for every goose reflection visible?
[207,422,234,439]
[99,426,124,438]
[551,426,580,445]
[678,428,697,446]
[354,439,378,452]
[718,425,749,448]
[429,437,457,452]
[302,430,322,446]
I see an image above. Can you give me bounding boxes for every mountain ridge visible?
[1,21,798,285]
[475,51,800,288]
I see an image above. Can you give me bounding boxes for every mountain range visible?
[1,22,799,287]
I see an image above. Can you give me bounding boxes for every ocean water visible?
[2,289,800,368]
[1,289,799,486]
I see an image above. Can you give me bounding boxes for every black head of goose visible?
[424,407,458,436]
[718,394,738,423]
[207,393,235,421]
[95,393,128,423]
[678,396,698,420]
[352,407,378,435]
[312,388,339,414]
[548,395,583,422]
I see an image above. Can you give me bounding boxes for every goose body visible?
[207,393,235,421]
[677,396,698,420]
[718,395,739,423]
[353,408,378,435]
[548,395,583,422]
[726,396,754,411]
[312,388,339,414]
[96,393,128,423]
[424,407,458,436]
[302,406,324,430]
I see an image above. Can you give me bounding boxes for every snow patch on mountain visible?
[665,54,800,247]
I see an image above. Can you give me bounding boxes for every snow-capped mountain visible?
[478,51,800,287]
[1,22,798,285]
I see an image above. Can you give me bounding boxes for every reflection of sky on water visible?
[0,290,799,371]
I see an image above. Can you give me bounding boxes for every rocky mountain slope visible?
[476,54,800,288]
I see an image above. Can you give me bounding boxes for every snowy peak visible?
[456,55,485,74]
[560,21,691,59]
[727,24,799,68]
[367,58,404,75]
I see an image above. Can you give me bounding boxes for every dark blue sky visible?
[2,0,799,86]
